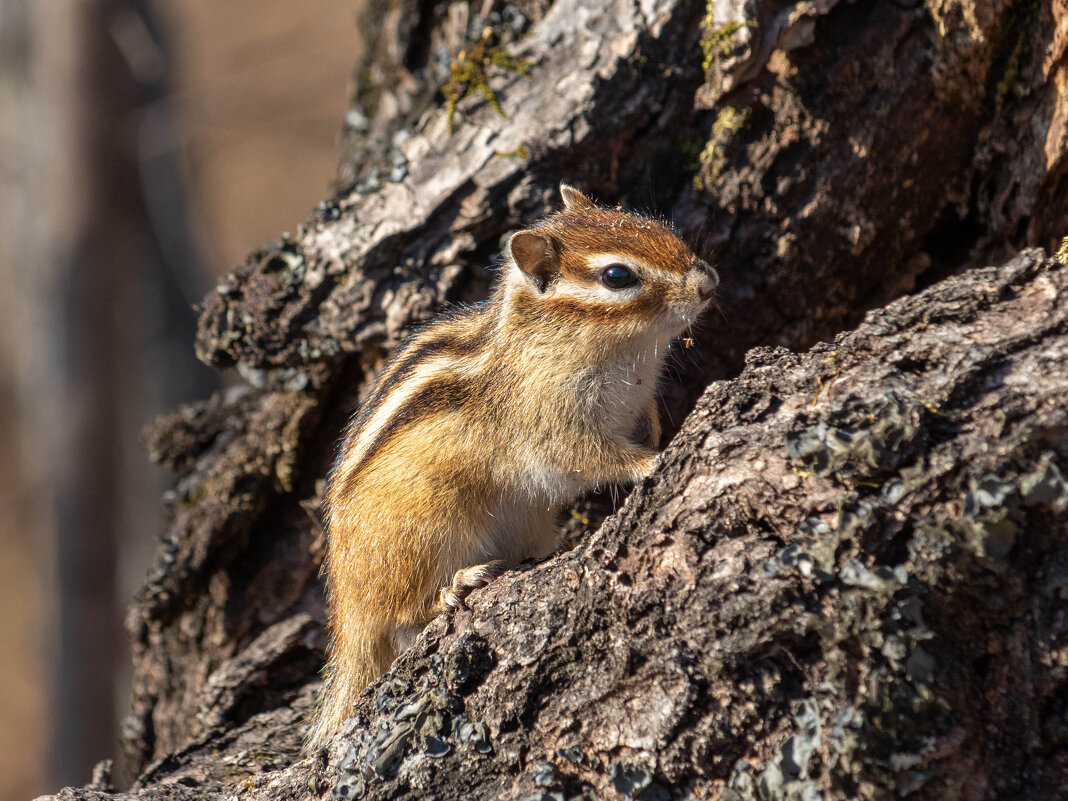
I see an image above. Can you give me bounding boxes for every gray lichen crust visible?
[40,243,1068,801]
[49,0,1068,794]
[301,249,1068,801]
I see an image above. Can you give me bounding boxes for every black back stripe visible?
[327,306,494,506]
[343,374,485,481]
[342,312,492,453]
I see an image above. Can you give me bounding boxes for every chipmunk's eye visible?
[600,264,639,289]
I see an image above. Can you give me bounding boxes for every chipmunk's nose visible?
[695,259,719,300]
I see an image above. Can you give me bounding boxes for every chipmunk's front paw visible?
[437,560,505,612]
[632,451,659,482]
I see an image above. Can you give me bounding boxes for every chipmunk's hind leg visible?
[436,560,505,611]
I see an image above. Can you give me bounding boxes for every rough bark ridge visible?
[39,0,1068,798]
[49,250,1068,800]
[339,250,1068,801]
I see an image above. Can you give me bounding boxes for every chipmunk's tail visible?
[304,622,394,754]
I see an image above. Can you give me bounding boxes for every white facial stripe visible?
[551,280,642,304]
[586,253,644,271]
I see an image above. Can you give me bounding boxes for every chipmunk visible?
[306,184,718,750]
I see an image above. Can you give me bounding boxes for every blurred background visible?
[0,0,361,795]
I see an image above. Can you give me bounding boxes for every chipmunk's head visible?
[503,184,718,341]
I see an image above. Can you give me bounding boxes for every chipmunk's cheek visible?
[659,300,698,332]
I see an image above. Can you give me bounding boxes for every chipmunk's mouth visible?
[666,300,711,332]
[691,260,719,303]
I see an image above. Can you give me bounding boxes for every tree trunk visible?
[37,0,1068,799]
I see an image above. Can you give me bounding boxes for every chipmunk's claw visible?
[437,560,506,612]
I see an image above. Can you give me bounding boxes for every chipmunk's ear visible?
[560,183,594,211]
[509,230,559,293]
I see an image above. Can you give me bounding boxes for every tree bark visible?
[46,248,1068,801]
[37,0,1068,798]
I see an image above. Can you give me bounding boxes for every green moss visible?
[688,9,757,192]
[992,30,1026,113]
[700,15,754,78]
[493,143,530,160]
[1056,235,1068,266]
[990,0,1043,114]
[676,130,705,168]
[443,27,532,135]
[692,107,747,191]
[569,508,592,527]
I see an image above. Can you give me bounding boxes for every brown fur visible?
[306,185,717,751]
[538,209,699,276]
